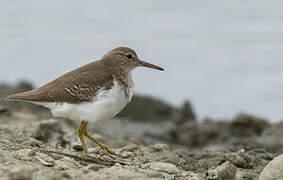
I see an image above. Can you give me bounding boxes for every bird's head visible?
[102,47,164,72]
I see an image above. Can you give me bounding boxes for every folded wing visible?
[8,65,113,104]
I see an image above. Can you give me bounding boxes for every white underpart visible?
[34,80,133,122]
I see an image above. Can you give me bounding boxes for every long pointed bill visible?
[139,60,164,71]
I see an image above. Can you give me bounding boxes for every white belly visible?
[35,81,133,122]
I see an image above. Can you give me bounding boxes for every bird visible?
[1,47,164,157]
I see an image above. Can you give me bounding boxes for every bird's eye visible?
[126,54,133,59]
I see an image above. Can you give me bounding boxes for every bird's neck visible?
[114,70,133,87]
[126,72,134,88]
[111,68,134,98]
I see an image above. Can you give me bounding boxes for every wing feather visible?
[7,62,113,104]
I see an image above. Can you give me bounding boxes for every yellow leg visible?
[77,122,88,155]
[78,120,122,157]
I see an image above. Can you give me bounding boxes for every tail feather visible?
[6,92,31,101]
[1,96,27,102]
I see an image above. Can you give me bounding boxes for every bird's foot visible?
[77,120,123,158]
[97,144,123,158]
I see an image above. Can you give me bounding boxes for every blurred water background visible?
[1,0,283,121]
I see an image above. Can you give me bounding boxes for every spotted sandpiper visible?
[2,47,164,157]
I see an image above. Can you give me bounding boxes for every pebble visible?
[35,152,55,167]
[87,164,101,172]
[0,105,10,116]
[72,142,83,151]
[144,162,181,174]
[152,144,169,151]
[122,143,138,151]
[14,149,35,161]
[206,161,237,180]
[229,153,251,169]
[55,156,78,171]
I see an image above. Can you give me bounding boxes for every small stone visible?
[0,105,10,116]
[120,151,132,158]
[87,147,99,154]
[259,154,283,180]
[230,153,251,168]
[236,169,257,180]
[152,144,169,151]
[138,168,164,178]
[72,142,83,151]
[180,171,202,180]
[88,164,101,171]
[55,157,78,170]
[144,162,181,174]
[14,149,35,161]
[35,152,55,167]
[8,167,33,180]
[206,161,237,180]
[123,143,138,151]
[30,139,42,147]
[62,172,72,179]
[239,148,245,153]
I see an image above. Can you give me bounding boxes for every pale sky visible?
[1,0,283,121]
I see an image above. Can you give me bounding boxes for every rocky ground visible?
[0,81,282,180]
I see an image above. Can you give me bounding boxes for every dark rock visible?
[33,119,64,143]
[254,121,283,153]
[0,105,11,116]
[175,100,196,125]
[72,143,84,151]
[166,119,230,148]
[206,161,237,180]
[230,113,270,137]
[118,94,179,121]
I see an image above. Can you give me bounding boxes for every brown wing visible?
[7,61,114,104]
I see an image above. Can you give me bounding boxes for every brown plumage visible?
[7,47,164,104]
[8,61,113,104]
[5,46,164,157]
